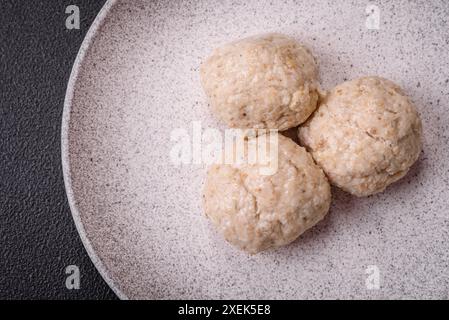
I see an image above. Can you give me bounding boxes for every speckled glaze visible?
[62,0,449,299]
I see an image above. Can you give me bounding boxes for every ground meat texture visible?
[298,76,422,197]
[200,33,320,130]
[203,134,331,254]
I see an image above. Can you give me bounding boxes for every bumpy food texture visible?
[299,76,422,197]
[200,33,319,130]
[203,134,331,254]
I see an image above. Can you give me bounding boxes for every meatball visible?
[200,33,320,130]
[298,76,422,197]
[203,134,331,254]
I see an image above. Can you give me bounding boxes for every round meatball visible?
[298,76,422,197]
[203,134,331,254]
[200,33,320,130]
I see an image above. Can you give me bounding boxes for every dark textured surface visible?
[0,0,116,299]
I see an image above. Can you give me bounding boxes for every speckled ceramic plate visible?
[62,0,449,299]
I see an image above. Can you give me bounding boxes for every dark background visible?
[0,0,117,299]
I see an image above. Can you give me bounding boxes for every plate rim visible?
[61,0,128,300]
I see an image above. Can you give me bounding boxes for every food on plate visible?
[200,33,320,130]
[202,134,331,253]
[298,76,422,197]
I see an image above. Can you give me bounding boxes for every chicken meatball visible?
[298,76,422,197]
[203,134,331,254]
[200,33,320,130]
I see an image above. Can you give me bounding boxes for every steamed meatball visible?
[298,76,422,197]
[200,33,320,130]
[203,134,331,254]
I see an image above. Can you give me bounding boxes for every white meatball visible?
[298,76,422,197]
[200,33,319,130]
[203,134,331,254]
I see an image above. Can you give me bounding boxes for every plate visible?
[62,0,449,299]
